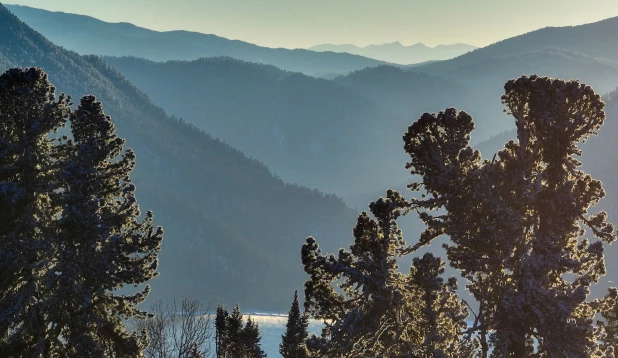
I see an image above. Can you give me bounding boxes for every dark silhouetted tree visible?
[216,305,230,358]
[226,305,245,357]
[403,75,617,356]
[54,94,163,356]
[0,68,163,356]
[0,67,71,357]
[301,190,469,357]
[216,304,266,358]
[242,317,266,358]
[280,291,309,358]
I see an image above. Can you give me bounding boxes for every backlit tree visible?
[403,75,617,356]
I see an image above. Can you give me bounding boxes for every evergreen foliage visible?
[226,305,245,357]
[215,305,267,358]
[0,67,163,356]
[0,67,71,357]
[301,190,469,357]
[242,317,266,358]
[403,75,618,356]
[215,305,229,358]
[279,291,309,358]
[599,290,618,355]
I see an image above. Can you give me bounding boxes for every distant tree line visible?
[215,304,266,358]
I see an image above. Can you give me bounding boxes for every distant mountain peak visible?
[309,41,476,65]
[383,41,403,47]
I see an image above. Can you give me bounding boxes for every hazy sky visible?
[6,0,618,49]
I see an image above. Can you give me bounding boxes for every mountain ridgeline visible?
[98,36,618,200]
[5,4,387,77]
[407,15,618,99]
[309,41,477,65]
[0,4,357,310]
[335,51,618,143]
[11,5,618,148]
[101,56,411,197]
[412,16,618,74]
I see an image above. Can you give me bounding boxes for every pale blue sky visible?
[6,0,618,48]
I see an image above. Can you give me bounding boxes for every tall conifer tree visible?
[280,291,309,358]
[226,305,245,357]
[216,305,230,358]
[403,75,617,356]
[0,68,163,356]
[301,190,469,357]
[242,317,266,358]
[0,68,70,356]
[50,95,163,356]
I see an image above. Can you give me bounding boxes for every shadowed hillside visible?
[338,49,618,142]
[0,4,357,311]
[102,56,410,197]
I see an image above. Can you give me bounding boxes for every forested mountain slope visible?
[334,18,618,143]
[0,4,357,310]
[102,56,409,197]
[332,66,482,133]
[338,49,618,142]
[413,16,618,73]
[5,4,386,77]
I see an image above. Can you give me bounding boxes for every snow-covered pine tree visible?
[0,68,71,356]
[403,75,617,356]
[48,95,163,356]
[280,291,309,358]
[301,190,469,357]
[242,317,266,358]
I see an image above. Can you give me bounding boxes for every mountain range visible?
[4,2,618,310]
[69,13,618,197]
[309,41,477,65]
[0,4,358,311]
[412,15,618,73]
[335,48,618,142]
[101,55,410,197]
[4,4,387,77]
